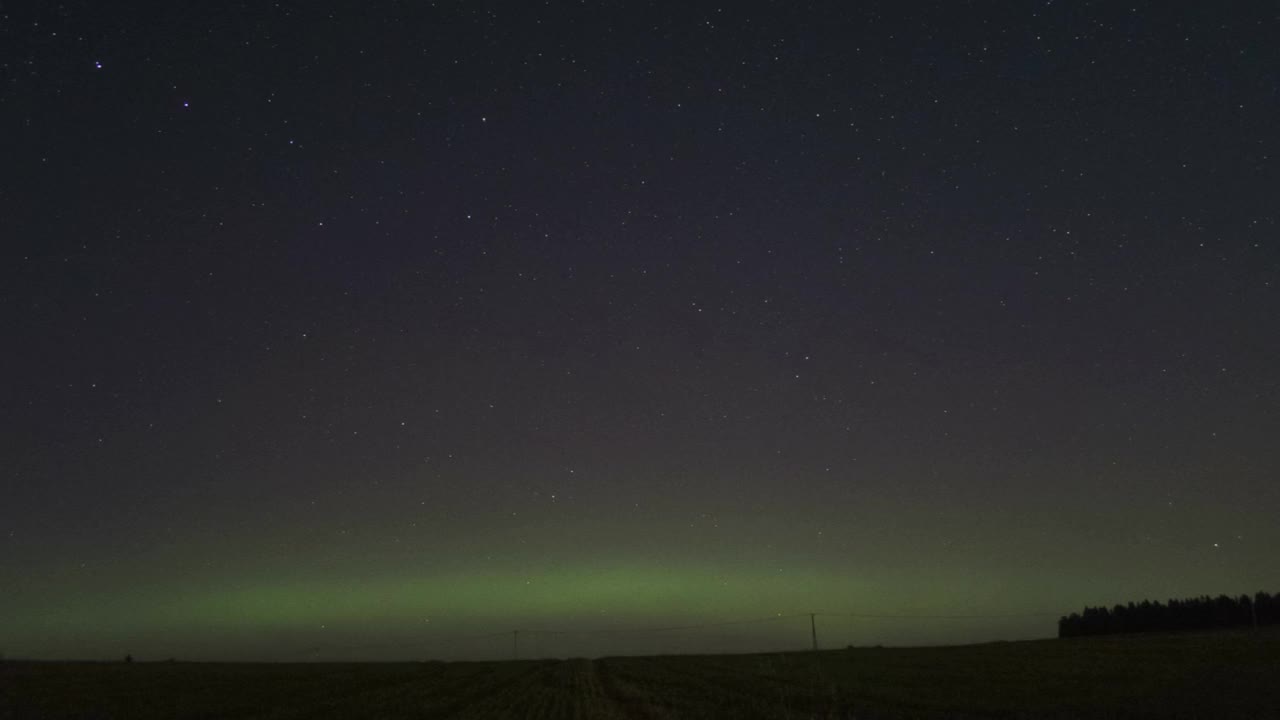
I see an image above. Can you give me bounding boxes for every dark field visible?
[4,629,1279,719]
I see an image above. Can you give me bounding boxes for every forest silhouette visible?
[1058,592,1278,638]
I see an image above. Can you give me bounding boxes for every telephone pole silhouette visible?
[810,613,818,651]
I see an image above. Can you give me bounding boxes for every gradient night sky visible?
[3,1,1278,661]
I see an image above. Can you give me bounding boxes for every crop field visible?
[3,628,1279,718]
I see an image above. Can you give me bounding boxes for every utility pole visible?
[513,630,519,660]
[810,613,818,651]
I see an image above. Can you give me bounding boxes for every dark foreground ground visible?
[4,628,1279,719]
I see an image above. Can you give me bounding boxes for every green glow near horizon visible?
[7,503,1271,660]
[7,560,1073,660]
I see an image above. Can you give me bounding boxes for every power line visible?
[529,613,810,636]
[291,609,1063,658]
[818,611,1061,620]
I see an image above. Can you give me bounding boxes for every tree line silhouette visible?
[1059,592,1279,638]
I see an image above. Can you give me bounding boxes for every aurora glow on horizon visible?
[4,2,1278,661]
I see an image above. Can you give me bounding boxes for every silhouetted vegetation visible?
[1059,591,1279,638]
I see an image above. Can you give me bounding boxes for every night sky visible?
[3,1,1278,661]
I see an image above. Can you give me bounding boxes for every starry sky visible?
[3,1,1278,661]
